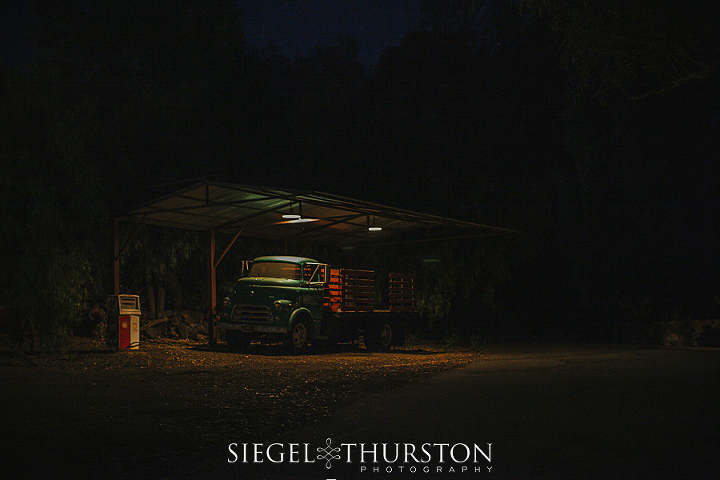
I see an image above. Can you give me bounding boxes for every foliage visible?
[469,335,487,351]
[519,0,720,104]
[414,239,517,334]
[0,177,95,350]
[420,0,488,34]
[1,64,100,350]
[443,331,460,348]
[125,227,198,285]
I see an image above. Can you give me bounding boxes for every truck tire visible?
[285,319,309,353]
[365,324,393,352]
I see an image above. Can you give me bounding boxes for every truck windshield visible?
[248,262,301,280]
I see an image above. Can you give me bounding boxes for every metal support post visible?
[207,229,217,348]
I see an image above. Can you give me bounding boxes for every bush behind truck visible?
[218,256,417,352]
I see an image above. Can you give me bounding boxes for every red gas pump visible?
[107,295,140,350]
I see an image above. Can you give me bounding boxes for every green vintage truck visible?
[217,256,417,352]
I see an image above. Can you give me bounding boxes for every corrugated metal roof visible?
[117,180,515,244]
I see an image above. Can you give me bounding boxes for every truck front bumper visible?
[218,322,288,334]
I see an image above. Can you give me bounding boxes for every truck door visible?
[303,263,328,334]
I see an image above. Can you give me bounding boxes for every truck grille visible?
[231,305,272,322]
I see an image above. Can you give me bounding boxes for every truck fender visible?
[288,308,314,337]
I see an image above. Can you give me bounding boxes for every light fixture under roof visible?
[282,202,302,220]
[367,215,382,232]
[276,203,318,224]
[285,217,318,224]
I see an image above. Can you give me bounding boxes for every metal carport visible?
[113,180,515,346]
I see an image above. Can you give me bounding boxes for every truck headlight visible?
[223,297,231,308]
[273,301,293,311]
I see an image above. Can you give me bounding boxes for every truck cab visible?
[218,256,327,351]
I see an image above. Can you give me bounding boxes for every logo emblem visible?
[316,438,341,469]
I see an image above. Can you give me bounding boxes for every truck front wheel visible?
[285,319,309,353]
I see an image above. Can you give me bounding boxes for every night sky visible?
[0,1,32,65]
[238,0,423,68]
[0,1,423,68]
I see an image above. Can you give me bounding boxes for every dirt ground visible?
[0,337,478,479]
[3,339,719,480]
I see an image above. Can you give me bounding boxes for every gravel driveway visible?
[0,337,477,479]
